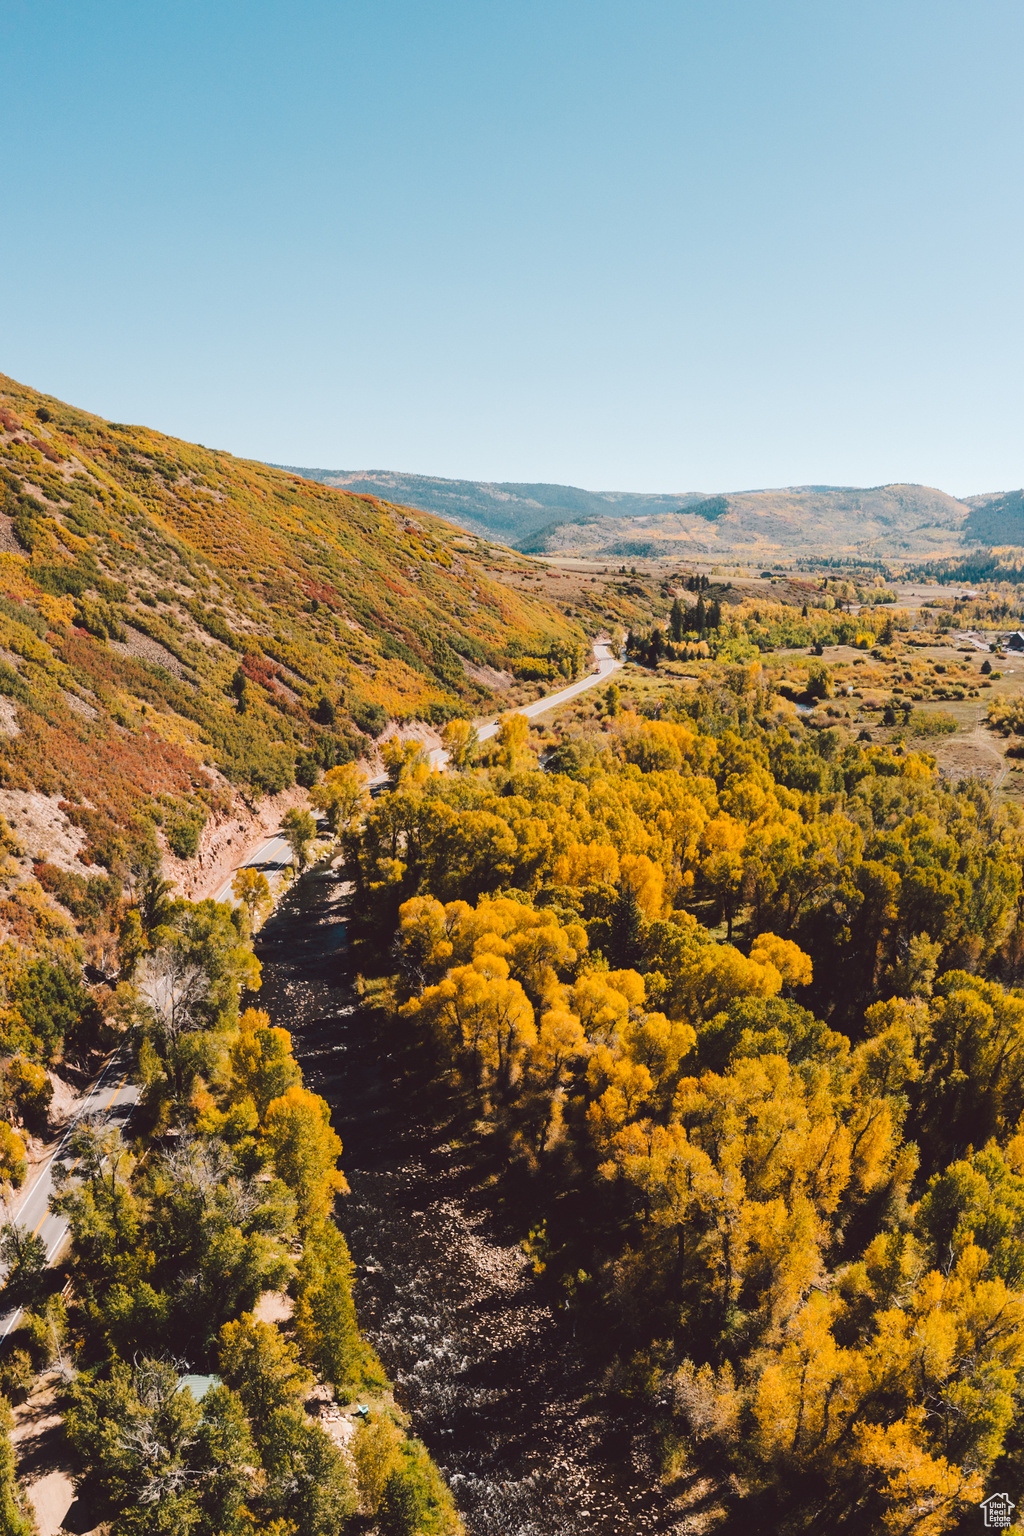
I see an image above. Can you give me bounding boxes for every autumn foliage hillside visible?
[0,375,490,1530]
[0,371,593,882]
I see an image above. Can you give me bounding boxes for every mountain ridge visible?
[269,465,710,540]
[277,465,1024,560]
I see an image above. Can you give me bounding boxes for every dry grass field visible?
[519,563,1024,808]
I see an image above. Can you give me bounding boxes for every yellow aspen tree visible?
[264,1085,348,1228]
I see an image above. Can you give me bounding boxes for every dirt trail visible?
[9,1372,87,1536]
[969,706,1010,788]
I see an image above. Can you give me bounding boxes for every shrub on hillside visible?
[5,959,101,1062]
[163,799,208,860]
[351,700,387,738]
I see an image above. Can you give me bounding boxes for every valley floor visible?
[254,867,686,1535]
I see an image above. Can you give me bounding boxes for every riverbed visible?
[253,865,684,1536]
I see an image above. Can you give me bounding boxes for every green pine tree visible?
[609,884,645,969]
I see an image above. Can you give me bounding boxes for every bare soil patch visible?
[932,734,1006,783]
[253,1289,294,1325]
[0,790,105,877]
[165,780,312,902]
[9,1372,80,1536]
[459,655,514,691]
[59,691,98,722]
[0,516,25,557]
[109,625,190,679]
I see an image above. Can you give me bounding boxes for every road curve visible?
[476,640,621,743]
[427,639,622,769]
[218,643,623,884]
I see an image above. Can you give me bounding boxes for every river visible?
[252,863,684,1536]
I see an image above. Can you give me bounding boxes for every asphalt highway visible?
[216,641,623,895]
[214,831,293,905]
[0,1051,140,1339]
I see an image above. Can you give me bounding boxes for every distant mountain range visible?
[269,467,709,542]
[274,467,1024,561]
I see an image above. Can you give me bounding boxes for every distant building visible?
[177,1373,221,1399]
[1002,632,1024,651]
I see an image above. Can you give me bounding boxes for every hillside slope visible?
[521,482,975,560]
[964,488,1024,546]
[0,373,603,906]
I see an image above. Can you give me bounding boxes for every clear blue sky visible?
[2,1,1022,496]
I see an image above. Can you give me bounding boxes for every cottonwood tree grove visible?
[350,667,1024,1533]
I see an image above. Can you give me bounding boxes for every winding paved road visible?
[218,640,623,896]
[475,640,621,743]
[0,1051,139,1339]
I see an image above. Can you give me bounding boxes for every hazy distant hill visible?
[278,467,1004,560]
[963,489,1024,547]
[271,466,707,542]
[522,483,978,561]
